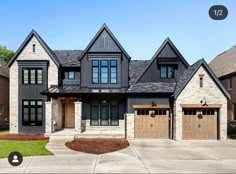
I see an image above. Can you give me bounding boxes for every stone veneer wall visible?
[9,36,58,133]
[174,66,227,140]
[126,113,134,139]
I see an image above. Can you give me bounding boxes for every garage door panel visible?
[135,110,169,139]
[182,109,217,140]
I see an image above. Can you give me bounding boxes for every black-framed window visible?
[90,100,119,126]
[160,65,174,78]
[202,109,215,115]
[92,60,99,84]
[110,60,117,84]
[68,71,75,79]
[0,104,3,115]
[22,100,43,126]
[232,104,236,120]
[22,68,43,84]
[91,60,118,84]
[101,60,108,84]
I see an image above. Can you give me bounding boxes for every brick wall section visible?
[174,66,228,140]
[9,36,58,133]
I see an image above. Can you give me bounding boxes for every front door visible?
[65,100,75,128]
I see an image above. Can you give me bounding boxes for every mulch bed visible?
[65,138,129,154]
[0,134,49,140]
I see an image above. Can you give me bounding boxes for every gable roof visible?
[79,24,131,60]
[53,50,83,67]
[173,58,230,99]
[135,37,189,83]
[209,46,236,77]
[7,30,60,68]
[0,60,9,78]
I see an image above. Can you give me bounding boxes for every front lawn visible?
[0,140,53,158]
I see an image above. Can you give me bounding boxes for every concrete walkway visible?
[1,139,236,173]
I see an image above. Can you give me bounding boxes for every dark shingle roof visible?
[0,60,9,78]
[127,82,176,93]
[129,60,150,85]
[209,46,236,77]
[53,50,83,67]
[173,59,202,98]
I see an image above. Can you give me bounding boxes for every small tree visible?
[0,45,14,63]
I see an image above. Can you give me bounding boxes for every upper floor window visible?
[160,65,174,78]
[32,44,36,53]
[228,78,232,89]
[92,60,117,84]
[200,77,203,88]
[101,60,108,84]
[23,68,43,84]
[68,71,75,79]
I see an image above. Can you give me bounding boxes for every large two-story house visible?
[7,24,229,140]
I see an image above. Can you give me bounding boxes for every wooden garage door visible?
[182,109,217,140]
[135,109,169,139]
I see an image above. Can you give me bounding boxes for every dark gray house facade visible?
[7,24,229,140]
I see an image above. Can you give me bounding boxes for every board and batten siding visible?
[174,66,227,140]
[9,36,58,133]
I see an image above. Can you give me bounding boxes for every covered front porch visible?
[44,96,126,138]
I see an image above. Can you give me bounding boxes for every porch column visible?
[45,101,52,133]
[75,101,82,132]
[126,113,135,139]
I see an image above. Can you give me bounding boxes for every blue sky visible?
[0,0,235,64]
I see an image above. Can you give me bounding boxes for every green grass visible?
[0,130,9,135]
[0,140,53,158]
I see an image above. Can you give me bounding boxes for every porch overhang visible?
[41,85,127,97]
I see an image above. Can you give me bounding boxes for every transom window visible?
[90,100,119,126]
[22,100,43,126]
[202,109,215,115]
[92,60,117,84]
[68,71,75,79]
[23,68,43,84]
[160,65,174,78]
[137,110,149,115]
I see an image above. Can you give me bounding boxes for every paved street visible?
[1,139,236,173]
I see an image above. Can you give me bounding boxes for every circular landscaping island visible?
[65,138,129,154]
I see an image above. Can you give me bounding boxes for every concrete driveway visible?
[1,139,236,173]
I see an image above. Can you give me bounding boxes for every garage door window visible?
[202,110,214,115]
[137,110,149,115]
[155,110,167,115]
[183,110,196,115]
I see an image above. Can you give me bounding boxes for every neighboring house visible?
[209,46,236,125]
[0,60,9,129]
[7,24,230,140]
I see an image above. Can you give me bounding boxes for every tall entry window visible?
[90,100,119,126]
[91,60,118,84]
[22,100,43,126]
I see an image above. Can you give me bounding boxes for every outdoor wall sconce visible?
[200,98,208,106]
